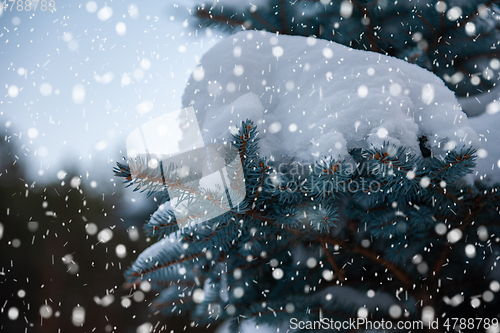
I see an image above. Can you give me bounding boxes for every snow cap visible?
[183,31,479,162]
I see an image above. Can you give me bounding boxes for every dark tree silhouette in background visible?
[0,125,217,333]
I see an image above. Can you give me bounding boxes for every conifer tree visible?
[115,120,500,332]
[114,2,500,332]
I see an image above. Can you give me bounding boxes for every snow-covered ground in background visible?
[183,31,479,165]
[468,111,500,183]
[458,84,500,117]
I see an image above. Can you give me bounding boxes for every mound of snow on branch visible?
[183,31,478,162]
[468,111,500,183]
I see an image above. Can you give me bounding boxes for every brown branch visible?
[320,239,345,282]
[125,161,232,212]
[279,0,288,34]
[325,239,412,290]
[238,124,254,161]
[249,11,278,32]
[365,151,412,173]
[251,162,270,203]
[456,63,496,92]
[459,0,497,26]
[351,1,378,52]
[353,245,412,290]
[415,9,438,39]
[424,0,497,58]
[440,10,446,41]
[428,191,495,305]
[151,220,178,230]
[433,152,474,177]
[196,8,245,27]
[431,206,475,281]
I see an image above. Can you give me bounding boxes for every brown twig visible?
[431,205,476,282]
[320,239,345,282]
[249,11,278,32]
[415,9,438,39]
[238,124,254,161]
[351,1,379,52]
[196,8,245,27]
[251,162,270,204]
[325,239,412,290]
[279,0,288,34]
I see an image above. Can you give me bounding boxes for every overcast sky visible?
[1,0,222,187]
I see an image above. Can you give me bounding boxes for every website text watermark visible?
[289,317,499,331]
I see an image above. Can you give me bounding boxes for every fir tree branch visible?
[238,123,255,161]
[249,11,278,33]
[279,0,288,34]
[415,9,438,39]
[431,205,476,282]
[325,239,412,290]
[320,239,345,282]
[365,151,412,172]
[460,0,498,25]
[359,3,378,52]
[439,147,475,168]
[251,162,271,204]
[150,221,177,231]
[456,63,496,91]
[129,253,204,278]
[195,8,245,27]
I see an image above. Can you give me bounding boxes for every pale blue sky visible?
[0,0,221,186]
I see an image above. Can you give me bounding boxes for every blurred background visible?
[0,1,221,332]
[2,1,500,332]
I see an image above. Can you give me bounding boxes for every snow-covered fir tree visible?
[115,6,500,333]
[191,0,500,103]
